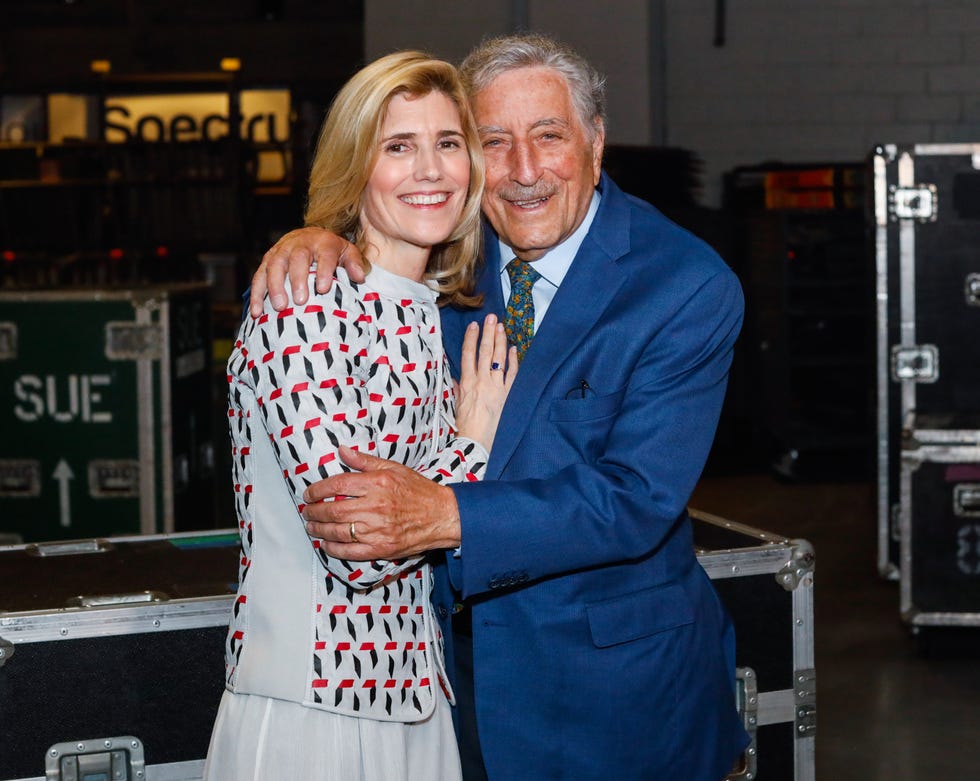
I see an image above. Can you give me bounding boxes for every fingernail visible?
[271,293,287,309]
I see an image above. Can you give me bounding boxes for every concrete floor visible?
[690,474,980,781]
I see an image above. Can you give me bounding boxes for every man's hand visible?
[303,447,462,561]
[249,228,366,317]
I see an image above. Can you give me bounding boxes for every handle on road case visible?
[65,590,170,608]
[45,735,145,781]
[26,539,115,557]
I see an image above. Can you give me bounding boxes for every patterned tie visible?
[504,259,541,362]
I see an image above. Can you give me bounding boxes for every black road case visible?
[900,440,980,629]
[692,509,816,781]
[1,516,813,781]
[872,143,980,579]
[0,283,215,542]
[0,530,238,781]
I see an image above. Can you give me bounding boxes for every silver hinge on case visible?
[0,637,14,668]
[966,273,980,307]
[729,667,759,780]
[889,184,937,221]
[776,539,815,592]
[105,322,162,361]
[45,736,146,781]
[891,344,939,383]
[794,668,817,739]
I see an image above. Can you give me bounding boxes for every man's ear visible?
[591,119,606,185]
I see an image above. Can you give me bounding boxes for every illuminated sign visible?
[101,90,289,144]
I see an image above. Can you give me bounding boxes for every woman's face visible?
[360,90,471,271]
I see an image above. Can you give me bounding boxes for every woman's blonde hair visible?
[305,51,485,307]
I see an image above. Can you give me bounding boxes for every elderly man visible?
[252,33,748,781]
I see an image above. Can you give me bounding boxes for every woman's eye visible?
[385,142,408,153]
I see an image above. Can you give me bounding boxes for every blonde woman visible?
[204,51,515,780]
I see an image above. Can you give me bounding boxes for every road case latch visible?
[0,636,14,668]
[0,322,16,361]
[727,667,759,780]
[776,538,815,591]
[966,273,980,307]
[890,184,937,221]
[953,484,980,517]
[105,322,162,361]
[794,668,817,739]
[45,736,145,781]
[891,344,939,383]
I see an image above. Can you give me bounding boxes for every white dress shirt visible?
[497,190,601,332]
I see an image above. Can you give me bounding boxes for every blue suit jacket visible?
[433,173,749,780]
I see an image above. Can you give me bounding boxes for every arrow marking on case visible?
[52,460,74,527]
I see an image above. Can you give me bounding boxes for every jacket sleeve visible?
[417,435,489,485]
[448,264,744,598]
[232,276,423,590]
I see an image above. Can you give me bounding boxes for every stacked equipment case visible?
[873,143,980,628]
[0,514,814,781]
[0,530,238,781]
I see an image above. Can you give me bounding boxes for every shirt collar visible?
[497,189,601,287]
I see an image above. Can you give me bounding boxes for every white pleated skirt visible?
[203,689,462,781]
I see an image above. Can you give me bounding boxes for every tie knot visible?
[506,259,541,289]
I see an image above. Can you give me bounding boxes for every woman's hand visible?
[249,228,366,317]
[455,314,518,451]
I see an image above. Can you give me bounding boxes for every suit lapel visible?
[486,175,633,478]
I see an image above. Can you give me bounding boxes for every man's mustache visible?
[497,183,557,202]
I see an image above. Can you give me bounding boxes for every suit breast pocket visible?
[547,386,625,462]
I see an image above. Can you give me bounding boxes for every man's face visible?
[472,66,605,262]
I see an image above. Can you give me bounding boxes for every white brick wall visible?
[665,0,980,204]
[365,0,980,206]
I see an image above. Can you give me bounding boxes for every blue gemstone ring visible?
[490,362,501,371]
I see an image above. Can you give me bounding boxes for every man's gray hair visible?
[459,32,607,140]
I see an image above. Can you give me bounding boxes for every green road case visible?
[0,283,215,542]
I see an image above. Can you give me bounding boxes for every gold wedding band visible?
[349,522,359,543]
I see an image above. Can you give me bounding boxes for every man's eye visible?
[482,138,502,148]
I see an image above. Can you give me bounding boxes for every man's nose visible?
[509,141,541,185]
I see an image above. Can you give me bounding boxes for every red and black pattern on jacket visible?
[224,270,487,719]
